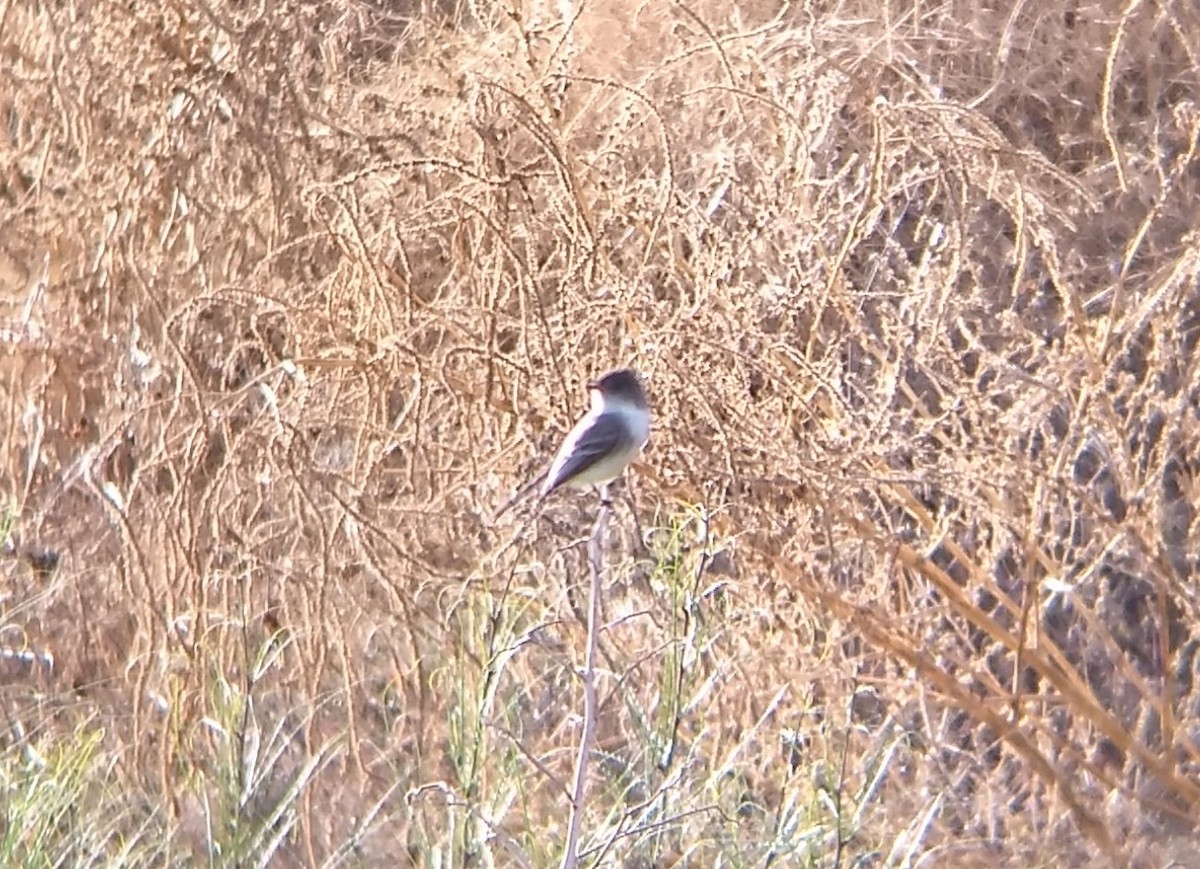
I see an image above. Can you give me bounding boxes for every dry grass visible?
[2,0,1199,864]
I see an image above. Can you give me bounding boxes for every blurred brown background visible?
[2,0,1198,864]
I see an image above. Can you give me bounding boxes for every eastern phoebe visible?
[493,368,650,519]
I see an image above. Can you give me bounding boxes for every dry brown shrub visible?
[2,0,1199,863]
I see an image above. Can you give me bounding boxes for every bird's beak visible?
[586,379,599,390]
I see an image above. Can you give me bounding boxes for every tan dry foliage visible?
[2,0,1200,863]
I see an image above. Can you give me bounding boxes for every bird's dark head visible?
[588,368,648,409]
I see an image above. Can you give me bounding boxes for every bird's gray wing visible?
[542,412,633,496]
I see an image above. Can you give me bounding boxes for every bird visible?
[492,368,650,520]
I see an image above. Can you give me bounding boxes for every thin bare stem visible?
[560,499,610,869]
